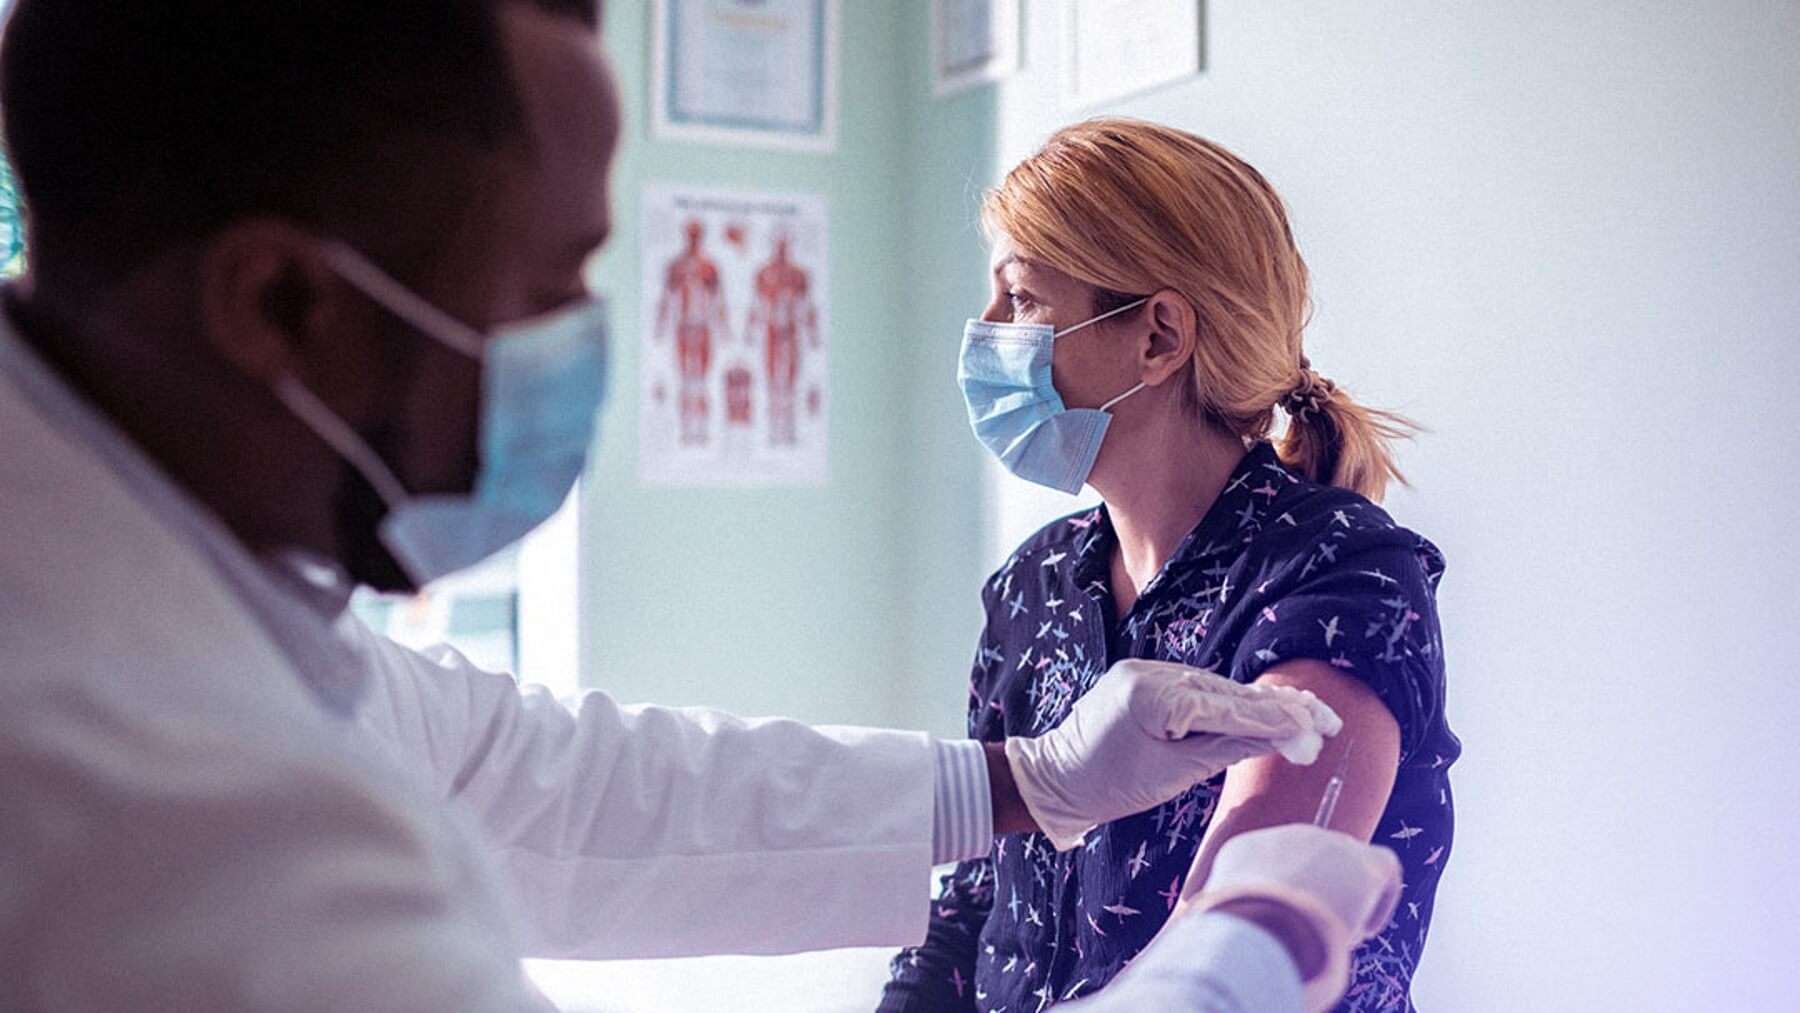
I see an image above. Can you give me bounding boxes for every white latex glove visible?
[1004,659,1342,850]
[1193,824,1404,1013]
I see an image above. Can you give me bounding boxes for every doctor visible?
[0,2,1380,1010]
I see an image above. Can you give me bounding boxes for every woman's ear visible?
[197,219,343,384]
[1139,289,1199,387]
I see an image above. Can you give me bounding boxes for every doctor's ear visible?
[197,220,345,384]
[1137,289,1200,387]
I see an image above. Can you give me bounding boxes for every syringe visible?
[1311,738,1356,829]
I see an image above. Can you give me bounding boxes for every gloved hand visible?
[1004,659,1342,850]
[1190,824,1404,1013]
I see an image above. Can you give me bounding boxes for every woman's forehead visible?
[991,249,1083,294]
[988,233,1022,271]
[989,237,1047,275]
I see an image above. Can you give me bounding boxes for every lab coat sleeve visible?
[0,683,552,1013]
[351,625,938,960]
[1063,912,1303,1013]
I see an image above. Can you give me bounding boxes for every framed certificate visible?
[1064,0,1205,108]
[931,0,1020,98]
[651,0,839,153]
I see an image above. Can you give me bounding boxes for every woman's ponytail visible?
[1274,363,1417,503]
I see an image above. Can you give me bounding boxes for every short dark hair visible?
[0,0,599,290]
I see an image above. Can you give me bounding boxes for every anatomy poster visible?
[639,183,829,486]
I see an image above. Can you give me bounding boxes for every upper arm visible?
[1186,658,1400,888]
[1181,512,1445,897]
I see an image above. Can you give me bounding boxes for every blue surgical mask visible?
[274,241,608,587]
[958,297,1149,494]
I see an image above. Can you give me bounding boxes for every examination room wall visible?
[541,7,998,1009]
[972,2,1800,1009]
[574,1,1798,1008]
[579,1,993,730]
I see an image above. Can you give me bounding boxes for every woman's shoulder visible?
[1254,477,1446,581]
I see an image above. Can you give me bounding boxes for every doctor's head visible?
[979,118,1411,501]
[0,0,619,588]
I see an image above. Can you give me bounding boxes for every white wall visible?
[984,2,1800,1009]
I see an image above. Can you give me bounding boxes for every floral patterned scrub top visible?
[880,443,1460,1013]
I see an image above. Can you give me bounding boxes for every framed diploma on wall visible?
[651,0,840,153]
[1064,0,1205,108]
[931,0,1020,98]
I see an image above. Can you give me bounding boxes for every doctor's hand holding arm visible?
[997,658,1342,847]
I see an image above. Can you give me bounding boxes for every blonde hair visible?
[982,118,1415,502]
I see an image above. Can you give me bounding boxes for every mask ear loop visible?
[272,375,410,509]
[318,241,485,359]
[1073,296,1154,412]
[1099,381,1147,413]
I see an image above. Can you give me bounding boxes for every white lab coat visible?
[0,335,936,1010]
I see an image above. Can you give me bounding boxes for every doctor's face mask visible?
[274,241,609,589]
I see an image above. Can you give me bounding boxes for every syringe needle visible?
[1312,737,1356,829]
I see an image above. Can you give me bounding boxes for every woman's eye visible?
[1008,291,1031,311]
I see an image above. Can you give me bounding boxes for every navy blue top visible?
[880,443,1460,1012]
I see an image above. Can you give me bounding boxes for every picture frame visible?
[1063,0,1205,109]
[931,0,1021,98]
[650,0,840,153]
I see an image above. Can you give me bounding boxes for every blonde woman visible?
[880,120,1459,1012]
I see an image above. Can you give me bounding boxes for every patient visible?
[879,119,1460,1012]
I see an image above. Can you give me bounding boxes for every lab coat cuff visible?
[931,738,993,864]
[1099,911,1303,1012]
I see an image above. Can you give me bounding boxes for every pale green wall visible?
[580,3,993,733]
[889,7,1000,737]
